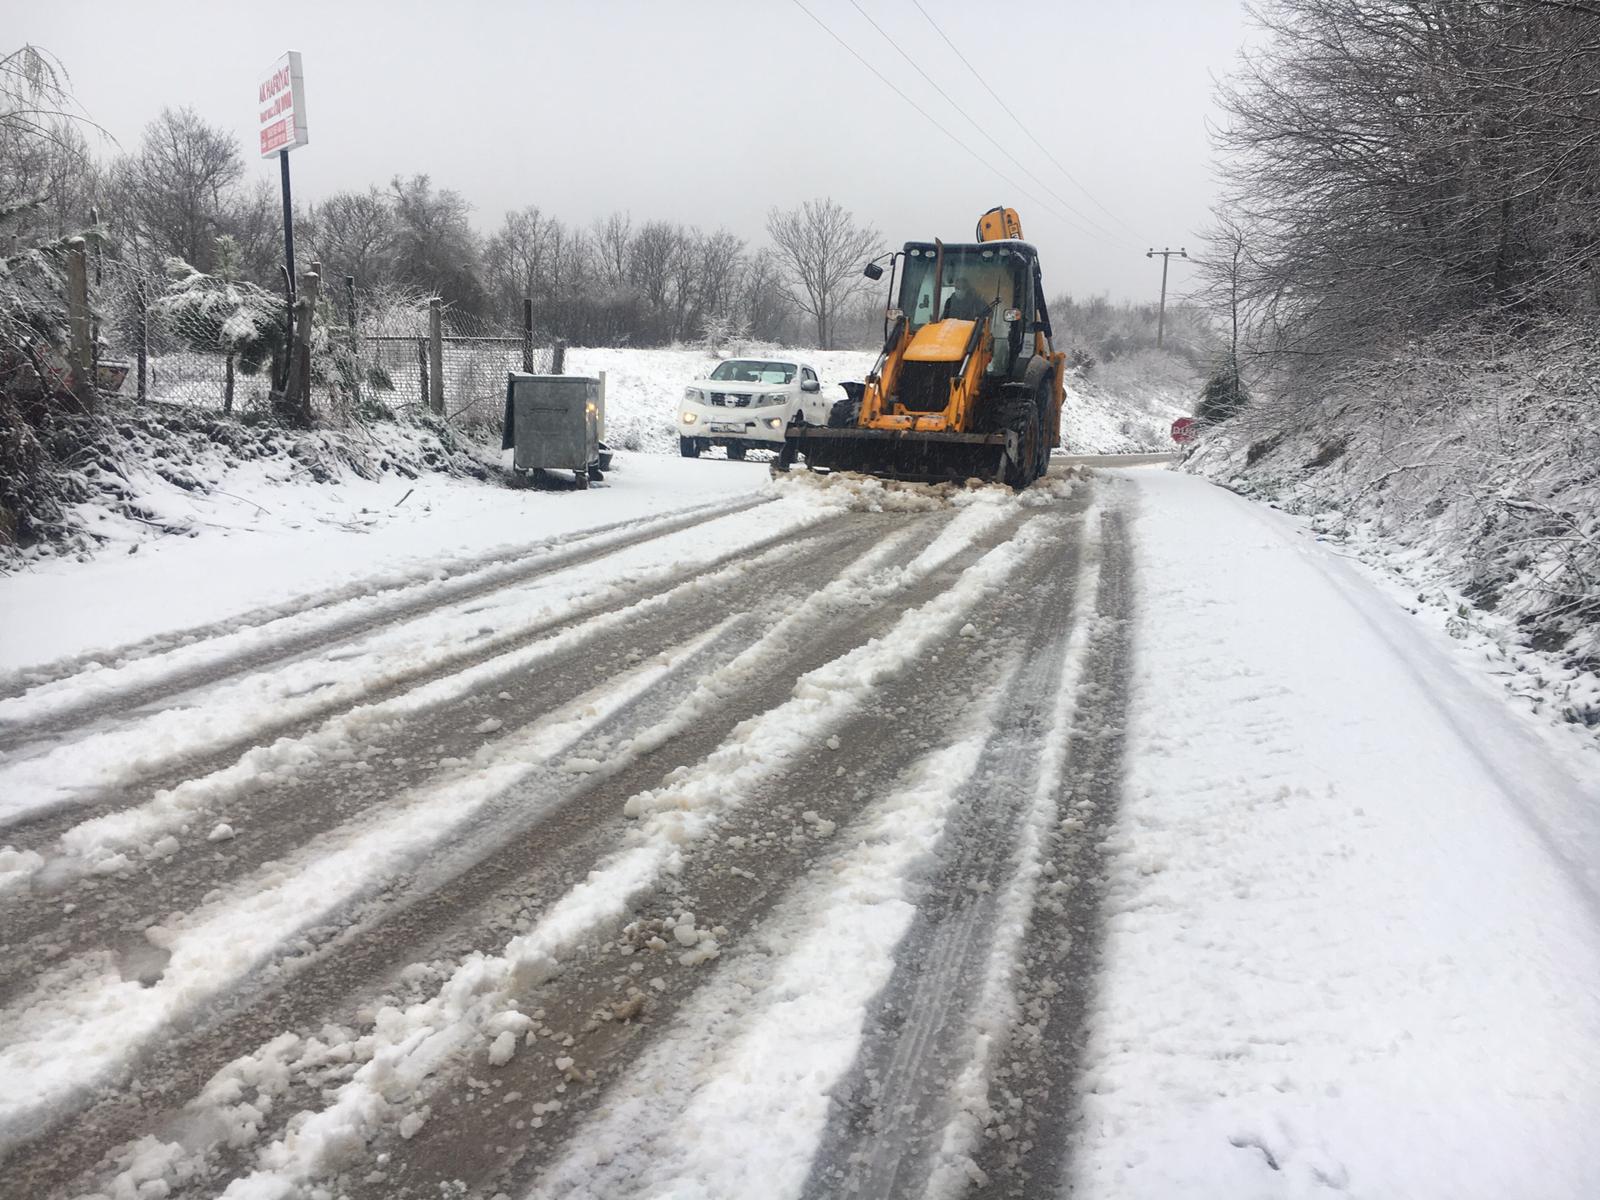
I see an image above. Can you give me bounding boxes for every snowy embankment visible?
[1074,468,1600,1198]
[1186,345,1600,715]
[1061,373,1192,455]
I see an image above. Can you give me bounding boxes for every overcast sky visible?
[9,0,1253,303]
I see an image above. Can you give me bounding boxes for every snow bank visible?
[1187,339,1600,687]
[0,451,770,677]
[1060,370,1191,455]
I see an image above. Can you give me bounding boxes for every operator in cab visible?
[942,274,989,321]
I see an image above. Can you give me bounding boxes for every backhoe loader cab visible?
[897,241,1039,380]
[777,207,1066,488]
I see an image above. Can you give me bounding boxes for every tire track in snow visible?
[797,503,1100,1200]
[334,502,1100,1200]
[0,516,898,1005]
[0,494,770,729]
[0,497,1029,1200]
[0,497,847,845]
[961,501,1133,1200]
[222,505,1083,1200]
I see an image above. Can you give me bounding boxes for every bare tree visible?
[220,179,283,285]
[111,107,243,274]
[304,187,397,290]
[0,112,93,240]
[484,205,550,323]
[739,247,797,344]
[766,198,879,349]
[590,212,632,290]
[1211,0,1600,382]
[388,174,485,317]
[628,219,682,339]
[691,229,746,339]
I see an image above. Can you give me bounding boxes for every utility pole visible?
[1146,246,1188,349]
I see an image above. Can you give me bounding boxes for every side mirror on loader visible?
[863,262,884,281]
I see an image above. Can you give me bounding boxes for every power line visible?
[784,0,1105,245]
[844,0,1134,247]
[909,0,1143,240]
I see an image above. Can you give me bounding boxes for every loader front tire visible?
[828,396,861,428]
[1003,395,1041,490]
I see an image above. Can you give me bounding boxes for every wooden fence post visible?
[522,297,534,373]
[428,297,444,415]
[551,339,565,376]
[345,274,361,411]
[135,275,148,402]
[276,267,320,426]
[65,237,93,410]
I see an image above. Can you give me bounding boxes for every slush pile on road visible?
[0,469,1128,1199]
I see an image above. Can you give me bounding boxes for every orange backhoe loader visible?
[776,207,1065,488]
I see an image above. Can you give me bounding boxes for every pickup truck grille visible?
[709,392,753,407]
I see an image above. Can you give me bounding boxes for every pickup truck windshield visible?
[709,361,797,384]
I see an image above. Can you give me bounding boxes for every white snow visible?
[0,453,767,678]
[1072,468,1600,1199]
[0,488,843,840]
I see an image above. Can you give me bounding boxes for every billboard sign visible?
[258,51,308,158]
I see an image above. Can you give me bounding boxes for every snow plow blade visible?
[778,426,1010,485]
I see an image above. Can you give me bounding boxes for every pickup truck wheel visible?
[679,436,701,459]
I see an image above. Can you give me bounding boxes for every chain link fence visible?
[96,257,284,414]
[355,293,556,434]
[82,257,556,433]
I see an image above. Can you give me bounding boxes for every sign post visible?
[258,51,309,389]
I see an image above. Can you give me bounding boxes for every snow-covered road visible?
[0,464,1595,1200]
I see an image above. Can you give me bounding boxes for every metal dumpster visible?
[502,373,604,489]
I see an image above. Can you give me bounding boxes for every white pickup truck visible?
[677,358,831,460]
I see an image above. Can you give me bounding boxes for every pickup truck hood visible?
[690,380,792,397]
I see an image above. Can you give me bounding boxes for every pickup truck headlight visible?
[683,387,704,402]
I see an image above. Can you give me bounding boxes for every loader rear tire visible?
[1003,395,1041,490]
